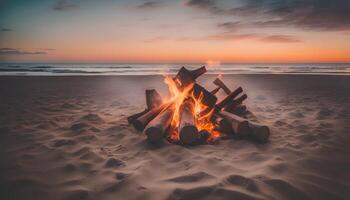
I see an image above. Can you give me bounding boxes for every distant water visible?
[0,63,349,76]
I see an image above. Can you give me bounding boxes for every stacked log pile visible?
[128,66,270,145]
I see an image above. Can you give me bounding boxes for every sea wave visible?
[0,63,349,76]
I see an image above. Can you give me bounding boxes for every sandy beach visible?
[1,74,350,200]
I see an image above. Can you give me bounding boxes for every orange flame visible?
[191,91,220,142]
[164,76,193,141]
[163,75,220,143]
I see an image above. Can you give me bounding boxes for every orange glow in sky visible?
[1,0,350,63]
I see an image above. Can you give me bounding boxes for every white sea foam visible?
[0,63,349,76]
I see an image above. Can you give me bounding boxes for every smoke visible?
[206,60,221,68]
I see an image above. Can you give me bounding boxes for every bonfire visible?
[128,66,270,145]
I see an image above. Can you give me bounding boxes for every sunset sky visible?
[1,0,350,63]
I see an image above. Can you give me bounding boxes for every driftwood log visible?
[225,104,247,115]
[216,111,270,142]
[146,89,163,109]
[226,94,247,109]
[213,78,248,115]
[210,86,221,95]
[213,78,248,113]
[127,89,163,124]
[248,121,270,143]
[175,66,207,88]
[213,78,231,95]
[191,66,207,79]
[215,87,243,110]
[199,86,243,117]
[217,111,250,138]
[143,105,174,143]
[132,102,171,131]
[179,98,199,145]
[127,109,148,124]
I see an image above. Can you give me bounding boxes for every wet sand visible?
[1,74,350,200]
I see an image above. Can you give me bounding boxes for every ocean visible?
[0,63,349,76]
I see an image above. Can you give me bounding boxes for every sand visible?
[0,74,350,200]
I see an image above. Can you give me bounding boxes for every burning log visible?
[146,89,163,109]
[248,121,270,143]
[143,105,174,144]
[132,103,171,131]
[179,98,199,145]
[213,77,231,95]
[193,83,218,108]
[217,111,250,138]
[174,66,207,88]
